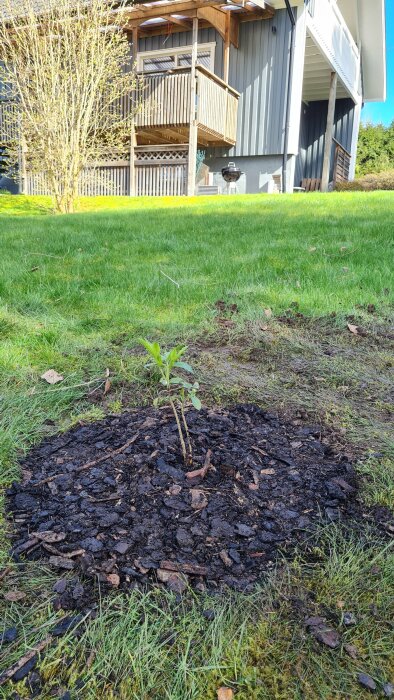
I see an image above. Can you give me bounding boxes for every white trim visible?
[306,0,361,103]
[287,4,307,155]
[349,96,362,179]
[137,42,216,72]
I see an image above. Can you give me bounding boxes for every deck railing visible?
[332,138,351,185]
[306,0,361,101]
[135,65,239,145]
[0,101,19,143]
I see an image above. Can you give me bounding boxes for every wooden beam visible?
[125,0,222,24]
[321,71,337,192]
[132,26,138,63]
[129,4,268,37]
[168,15,192,29]
[197,6,226,40]
[137,20,211,36]
[230,12,239,46]
[229,0,254,12]
[223,11,231,83]
[187,17,198,196]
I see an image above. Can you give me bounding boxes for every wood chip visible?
[0,636,53,686]
[32,531,66,543]
[190,489,208,510]
[157,569,188,593]
[12,538,39,555]
[0,566,12,583]
[219,550,232,568]
[3,590,27,602]
[160,560,207,576]
[344,643,359,659]
[217,688,234,700]
[48,556,75,570]
[186,449,212,480]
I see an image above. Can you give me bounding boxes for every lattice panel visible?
[135,145,188,165]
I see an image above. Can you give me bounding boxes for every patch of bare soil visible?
[7,404,375,607]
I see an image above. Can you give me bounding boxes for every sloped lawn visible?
[0,192,393,699]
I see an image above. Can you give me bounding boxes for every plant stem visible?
[169,397,187,464]
[180,401,193,465]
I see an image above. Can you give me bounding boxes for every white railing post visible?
[321,71,337,192]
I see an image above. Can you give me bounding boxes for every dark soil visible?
[7,404,362,604]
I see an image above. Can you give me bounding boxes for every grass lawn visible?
[0,192,393,699]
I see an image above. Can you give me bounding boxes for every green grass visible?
[1,530,393,699]
[0,191,392,476]
[0,192,393,698]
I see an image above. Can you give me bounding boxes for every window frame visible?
[137,42,216,73]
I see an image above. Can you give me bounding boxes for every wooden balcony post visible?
[321,71,337,192]
[129,25,138,197]
[187,17,198,197]
[132,26,139,65]
[223,12,231,84]
[129,123,137,196]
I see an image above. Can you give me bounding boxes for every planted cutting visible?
[140,339,201,465]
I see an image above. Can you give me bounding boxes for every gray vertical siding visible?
[137,10,292,158]
[215,11,292,157]
[294,98,355,186]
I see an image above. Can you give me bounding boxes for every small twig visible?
[28,377,106,397]
[27,252,64,259]
[250,446,267,458]
[45,378,105,394]
[76,433,139,473]
[88,494,122,503]
[32,433,139,487]
[42,544,85,558]
[159,270,180,288]
[0,636,53,686]
[86,650,96,668]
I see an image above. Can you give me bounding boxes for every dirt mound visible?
[7,405,358,602]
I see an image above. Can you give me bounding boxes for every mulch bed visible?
[7,404,360,605]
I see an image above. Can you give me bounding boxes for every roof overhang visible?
[358,0,386,102]
[271,0,386,103]
[124,0,275,39]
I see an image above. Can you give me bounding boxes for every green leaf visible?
[139,338,163,366]
[174,361,194,373]
[169,377,185,385]
[190,394,202,410]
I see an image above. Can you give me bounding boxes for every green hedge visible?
[336,170,394,191]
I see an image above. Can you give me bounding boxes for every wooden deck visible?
[134,65,239,147]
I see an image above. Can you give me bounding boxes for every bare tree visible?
[0,0,139,213]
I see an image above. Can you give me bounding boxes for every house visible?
[0,0,386,196]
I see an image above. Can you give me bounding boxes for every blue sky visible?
[362,0,394,125]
